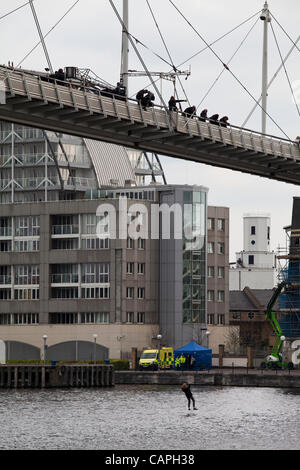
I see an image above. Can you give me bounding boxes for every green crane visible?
[261,281,294,370]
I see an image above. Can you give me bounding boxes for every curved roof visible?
[84,139,136,187]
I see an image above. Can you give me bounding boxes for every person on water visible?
[182,105,196,118]
[168,96,187,112]
[181,383,197,410]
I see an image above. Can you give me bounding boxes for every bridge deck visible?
[1,66,300,185]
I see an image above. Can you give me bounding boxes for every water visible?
[0,384,300,450]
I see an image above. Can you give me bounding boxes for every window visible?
[126,312,134,323]
[14,288,39,300]
[207,218,215,230]
[251,226,256,235]
[217,314,225,325]
[208,266,214,278]
[127,238,134,249]
[207,290,214,301]
[217,290,225,302]
[248,255,254,265]
[51,264,78,284]
[137,263,145,275]
[51,287,78,299]
[218,267,225,278]
[0,314,11,325]
[217,219,225,231]
[207,242,214,254]
[81,263,109,284]
[52,238,78,250]
[49,313,78,324]
[207,313,215,325]
[81,287,110,299]
[137,287,145,299]
[126,287,134,299]
[15,216,40,237]
[14,240,40,252]
[137,312,145,323]
[81,238,109,250]
[13,313,39,325]
[217,242,225,254]
[79,312,109,324]
[15,265,39,285]
[127,262,134,274]
[137,238,145,250]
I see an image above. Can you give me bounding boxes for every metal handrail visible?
[1,65,297,145]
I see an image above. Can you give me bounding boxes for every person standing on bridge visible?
[168,96,187,112]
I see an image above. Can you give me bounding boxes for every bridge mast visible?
[260,2,271,135]
[120,0,129,96]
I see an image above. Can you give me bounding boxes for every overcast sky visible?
[2,0,300,261]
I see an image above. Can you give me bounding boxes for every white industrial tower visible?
[230,213,277,290]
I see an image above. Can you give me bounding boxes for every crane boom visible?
[262,281,293,369]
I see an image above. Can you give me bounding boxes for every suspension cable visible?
[168,0,291,140]
[176,9,262,70]
[242,34,300,128]
[270,22,300,120]
[196,15,260,112]
[0,1,31,22]
[5,0,80,73]
[109,0,174,127]
[145,0,190,107]
[270,12,300,56]
[129,9,262,100]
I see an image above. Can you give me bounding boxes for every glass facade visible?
[182,191,206,323]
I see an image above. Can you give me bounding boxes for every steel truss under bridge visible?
[1,66,300,185]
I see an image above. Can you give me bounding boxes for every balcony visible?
[51,225,79,236]
[50,273,79,284]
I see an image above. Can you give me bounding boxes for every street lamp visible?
[206,331,210,348]
[93,334,98,365]
[43,335,48,366]
[157,334,162,370]
[280,335,286,370]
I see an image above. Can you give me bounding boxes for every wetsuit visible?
[182,384,196,410]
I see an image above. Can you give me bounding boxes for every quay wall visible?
[0,364,114,388]
[115,370,300,388]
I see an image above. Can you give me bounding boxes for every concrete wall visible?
[206,325,239,354]
[0,323,159,359]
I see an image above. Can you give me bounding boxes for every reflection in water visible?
[1,385,300,450]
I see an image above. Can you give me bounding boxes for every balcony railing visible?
[0,227,12,237]
[51,225,79,235]
[50,273,79,284]
[0,275,11,284]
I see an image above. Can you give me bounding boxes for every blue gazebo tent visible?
[174,341,212,370]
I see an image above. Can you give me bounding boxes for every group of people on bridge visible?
[169,97,229,127]
[136,88,229,127]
